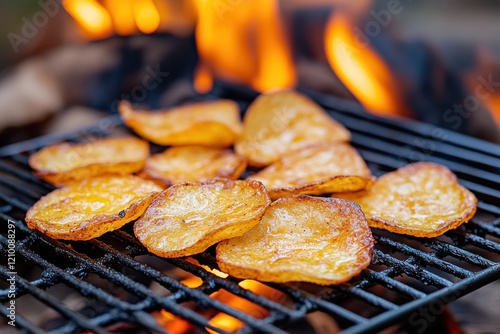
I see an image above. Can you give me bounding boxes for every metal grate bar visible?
[329,114,500,172]
[105,229,308,319]
[311,298,369,324]
[374,236,474,278]
[310,91,500,159]
[0,177,44,199]
[341,287,399,310]
[355,149,500,201]
[463,234,500,253]
[0,265,109,334]
[350,131,499,183]
[0,115,122,158]
[0,160,54,190]
[14,238,226,333]
[372,250,453,288]
[362,270,427,299]
[469,220,500,238]
[94,237,304,318]
[477,201,500,215]
[0,307,46,334]
[0,192,32,211]
[422,239,496,268]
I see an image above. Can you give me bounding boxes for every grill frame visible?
[1,89,499,334]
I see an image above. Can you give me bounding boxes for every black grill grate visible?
[1,89,499,334]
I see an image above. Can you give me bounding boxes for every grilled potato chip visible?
[26,176,162,240]
[235,90,351,166]
[118,100,242,147]
[134,179,270,258]
[29,136,149,186]
[143,146,247,186]
[217,195,374,285]
[334,162,477,237]
[248,143,374,199]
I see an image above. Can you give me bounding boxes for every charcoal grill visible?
[1,87,499,334]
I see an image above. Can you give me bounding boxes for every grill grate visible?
[1,89,499,334]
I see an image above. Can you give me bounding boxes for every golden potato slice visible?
[143,146,247,186]
[216,195,374,285]
[29,136,149,186]
[26,176,162,240]
[248,143,374,199]
[334,162,477,237]
[235,90,351,166]
[134,179,270,258]
[118,100,242,147]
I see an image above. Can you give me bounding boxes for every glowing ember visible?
[158,309,192,333]
[482,94,500,126]
[194,63,214,94]
[180,275,203,288]
[207,280,285,333]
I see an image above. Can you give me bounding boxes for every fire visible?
[64,1,419,117]
[102,0,135,35]
[158,259,285,334]
[63,0,113,39]
[324,12,408,117]
[133,0,161,34]
[158,309,192,333]
[193,0,296,93]
[482,94,500,126]
[207,280,284,333]
[194,63,215,94]
[65,0,162,38]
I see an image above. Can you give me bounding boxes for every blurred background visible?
[0,0,499,147]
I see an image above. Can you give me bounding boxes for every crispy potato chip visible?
[118,100,242,147]
[334,162,477,237]
[216,195,374,285]
[143,146,247,186]
[235,90,351,166]
[134,179,270,258]
[29,136,149,186]
[26,176,162,240]
[248,143,374,199]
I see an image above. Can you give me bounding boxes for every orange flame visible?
[194,63,215,94]
[65,0,164,38]
[193,0,296,93]
[102,0,136,35]
[207,280,285,333]
[133,0,161,34]
[159,309,192,333]
[482,94,500,126]
[324,12,408,117]
[63,0,113,39]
